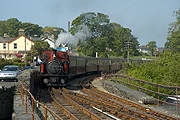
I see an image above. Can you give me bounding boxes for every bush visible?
[0,58,26,70]
[125,51,180,96]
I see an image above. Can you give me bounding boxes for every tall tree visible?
[42,27,65,39]
[0,21,8,37]
[166,9,180,52]
[22,22,43,37]
[71,12,110,38]
[31,40,50,56]
[71,12,140,57]
[147,41,157,56]
[5,18,22,37]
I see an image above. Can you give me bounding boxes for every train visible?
[34,48,124,87]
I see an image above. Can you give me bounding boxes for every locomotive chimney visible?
[68,21,70,32]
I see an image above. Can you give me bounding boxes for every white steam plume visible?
[55,25,91,48]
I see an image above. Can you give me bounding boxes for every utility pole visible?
[126,36,132,63]
[127,41,130,63]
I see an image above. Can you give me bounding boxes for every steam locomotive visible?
[37,48,124,87]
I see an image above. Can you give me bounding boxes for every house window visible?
[3,43,6,49]
[14,43,17,49]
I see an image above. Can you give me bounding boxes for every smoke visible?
[55,25,91,48]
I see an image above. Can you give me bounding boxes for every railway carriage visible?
[32,48,124,88]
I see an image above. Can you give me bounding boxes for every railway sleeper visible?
[64,89,156,120]
[82,88,161,119]
[50,95,79,120]
[90,86,178,120]
[65,91,137,120]
[62,91,101,120]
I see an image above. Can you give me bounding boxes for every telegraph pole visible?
[127,41,130,63]
[126,36,132,63]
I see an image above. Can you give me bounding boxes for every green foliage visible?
[42,26,65,39]
[0,21,8,36]
[72,12,140,58]
[166,9,180,52]
[5,18,22,37]
[31,40,50,56]
[22,22,43,37]
[0,58,25,70]
[0,18,64,39]
[0,18,43,38]
[71,12,110,37]
[127,51,180,87]
[147,41,157,56]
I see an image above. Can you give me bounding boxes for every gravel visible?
[92,77,180,119]
[103,80,158,104]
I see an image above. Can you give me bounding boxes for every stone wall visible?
[0,83,15,120]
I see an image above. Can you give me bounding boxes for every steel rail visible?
[81,88,161,119]
[90,86,179,120]
[62,88,101,120]
[50,88,79,120]
[63,89,137,120]
[63,88,155,120]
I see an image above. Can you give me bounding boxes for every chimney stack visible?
[3,33,9,38]
[18,29,25,35]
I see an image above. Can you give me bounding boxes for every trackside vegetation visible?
[126,51,180,87]
[126,9,180,88]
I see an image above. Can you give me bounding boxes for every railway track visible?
[39,88,94,120]
[87,86,179,120]
[37,85,179,120]
[62,86,179,120]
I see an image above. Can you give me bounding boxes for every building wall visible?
[9,36,34,51]
[44,39,55,48]
[0,35,34,59]
[0,42,9,51]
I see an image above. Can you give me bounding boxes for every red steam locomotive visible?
[40,50,70,86]
[36,48,124,87]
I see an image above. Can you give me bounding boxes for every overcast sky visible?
[0,0,180,47]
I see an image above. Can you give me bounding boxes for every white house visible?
[41,37,55,49]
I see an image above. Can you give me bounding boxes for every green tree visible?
[31,40,50,56]
[42,27,65,39]
[110,23,139,57]
[147,41,157,56]
[22,22,43,37]
[71,12,110,38]
[0,21,8,36]
[5,18,22,37]
[166,9,180,52]
[72,12,139,58]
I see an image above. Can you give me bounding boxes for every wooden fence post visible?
[31,98,34,120]
[45,106,47,120]
[176,87,179,114]
[25,89,28,114]
[158,85,160,106]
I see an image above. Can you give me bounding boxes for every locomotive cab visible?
[40,49,70,86]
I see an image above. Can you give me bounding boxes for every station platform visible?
[13,94,39,120]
